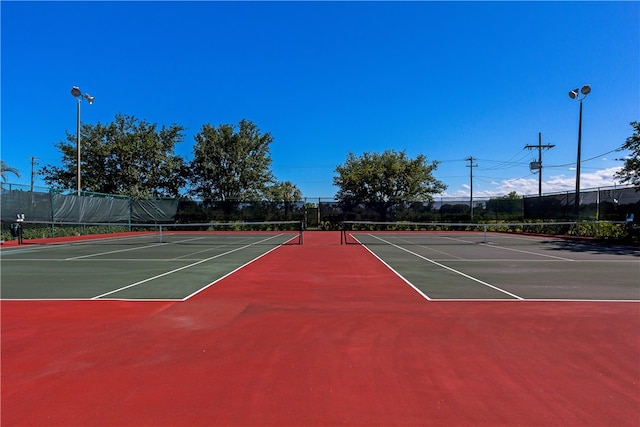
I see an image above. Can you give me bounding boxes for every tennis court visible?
[1,222,302,300]
[3,222,638,302]
[342,224,639,301]
[1,229,639,426]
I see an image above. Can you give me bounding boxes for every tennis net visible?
[341,220,627,246]
[9,220,304,246]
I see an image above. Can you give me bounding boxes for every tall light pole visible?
[71,86,95,196]
[465,156,477,220]
[568,84,590,219]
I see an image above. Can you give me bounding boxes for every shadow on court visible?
[543,239,640,256]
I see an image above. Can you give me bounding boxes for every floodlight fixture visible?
[71,86,95,196]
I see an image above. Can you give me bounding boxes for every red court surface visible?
[2,231,639,426]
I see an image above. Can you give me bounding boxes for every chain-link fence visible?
[2,183,639,230]
[522,186,640,221]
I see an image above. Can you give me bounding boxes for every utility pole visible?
[28,157,39,192]
[465,156,478,220]
[524,133,554,197]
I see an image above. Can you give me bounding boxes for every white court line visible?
[180,242,287,301]
[167,235,276,260]
[66,234,288,260]
[366,234,524,300]
[478,243,576,261]
[3,296,637,303]
[389,236,468,260]
[0,297,184,302]
[364,233,578,262]
[353,235,432,301]
[91,234,288,299]
[1,243,78,255]
[433,298,640,302]
[66,242,168,260]
[66,236,217,260]
[1,234,160,258]
[15,258,636,264]
[5,258,237,262]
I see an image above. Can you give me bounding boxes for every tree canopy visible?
[265,181,303,202]
[40,116,299,204]
[41,114,187,198]
[189,119,275,202]
[615,121,640,189]
[334,149,447,220]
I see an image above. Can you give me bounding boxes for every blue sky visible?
[2,1,638,199]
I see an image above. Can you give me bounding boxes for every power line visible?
[476,148,530,171]
[546,147,621,168]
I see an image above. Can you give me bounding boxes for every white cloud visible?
[444,167,624,198]
[579,167,624,189]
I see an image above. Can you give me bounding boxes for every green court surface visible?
[347,231,640,301]
[1,230,638,301]
[0,233,296,300]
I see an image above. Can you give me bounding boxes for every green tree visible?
[189,119,275,204]
[265,181,303,219]
[615,121,640,189]
[334,149,447,220]
[41,114,187,198]
[1,161,20,182]
[266,181,302,201]
[484,191,522,220]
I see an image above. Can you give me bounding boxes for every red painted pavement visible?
[2,231,639,426]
